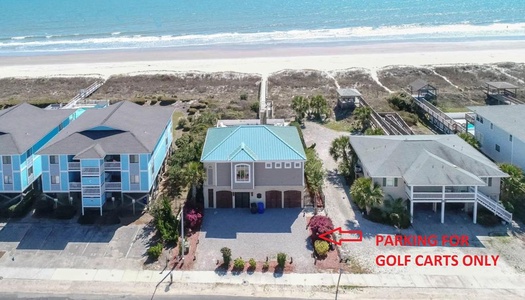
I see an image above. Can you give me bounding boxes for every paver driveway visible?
[194,208,315,272]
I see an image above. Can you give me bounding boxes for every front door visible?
[235,192,250,208]
[208,189,214,208]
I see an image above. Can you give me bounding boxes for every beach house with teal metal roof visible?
[201,125,306,209]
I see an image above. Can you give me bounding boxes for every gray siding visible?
[232,162,254,189]
[254,162,303,187]
[372,177,406,200]
[216,163,231,186]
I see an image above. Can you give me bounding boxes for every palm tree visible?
[291,95,309,123]
[183,161,204,202]
[499,163,525,212]
[350,177,384,214]
[353,106,372,131]
[329,136,350,163]
[458,132,479,149]
[309,95,329,121]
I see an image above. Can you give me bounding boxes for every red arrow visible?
[318,227,363,245]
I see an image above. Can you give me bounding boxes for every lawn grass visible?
[324,120,353,132]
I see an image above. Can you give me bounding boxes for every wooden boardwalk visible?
[359,97,414,136]
[412,97,465,134]
[63,81,105,109]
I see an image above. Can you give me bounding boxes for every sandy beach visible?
[1,40,525,78]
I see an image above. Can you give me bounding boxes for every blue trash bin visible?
[257,202,265,214]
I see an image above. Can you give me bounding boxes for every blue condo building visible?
[0,103,82,206]
[37,101,174,215]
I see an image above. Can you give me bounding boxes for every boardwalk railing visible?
[412,96,466,134]
[359,97,414,136]
[63,81,105,109]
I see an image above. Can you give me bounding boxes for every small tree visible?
[147,243,163,260]
[305,148,325,205]
[458,132,480,149]
[233,257,245,270]
[277,253,287,269]
[314,240,329,257]
[350,177,384,214]
[250,102,260,117]
[151,197,178,243]
[182,161,204,202]
[499,163,525,212]
[249,258,256,269]
[387,92,414,112]
[309,215,334,240]
[365,127,384,135]
[221,247,232,266]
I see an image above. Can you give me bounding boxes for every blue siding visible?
[140,172,149,191]
[13,172,21,191]
[121,171,130,191]
[139,154,149,170]
[60,172,69,190]
[121,154,129,171]
[81,159,101,167]
[12,156,20,171]
[41,155,49,171]
[42,173,50,191]
[20,169,28,189]
[33,156,42,178]
[82,176,100,185]
[83,197,102,207]
[60,155,68,171]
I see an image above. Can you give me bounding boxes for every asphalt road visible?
[0,294,317,300]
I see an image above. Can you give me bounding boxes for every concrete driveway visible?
[0,218,153,270]
[194,208,315,273]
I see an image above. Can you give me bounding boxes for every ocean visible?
[1,0,524,55]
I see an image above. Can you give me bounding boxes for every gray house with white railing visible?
[350,135,512,224]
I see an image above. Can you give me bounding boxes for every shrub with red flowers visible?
[308,215,334,241]
[184,202,204,231]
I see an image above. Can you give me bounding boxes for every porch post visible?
[441,186,446,223]
[410,186,414,223]
[473,186,478,224]
[410,200,414,224]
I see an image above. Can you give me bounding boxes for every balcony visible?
[405,186,476,202]
[105,182,122,191]
[82,187,102,196]
[104,162,121,170]
[69,182,81,190]
[82,167,101,176]
[68,162,80,170]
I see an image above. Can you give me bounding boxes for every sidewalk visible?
[1,266,525,290]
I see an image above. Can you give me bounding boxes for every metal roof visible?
[201,125,306,162]
[0,103,73,155]
[337,88,362,97]
[409,79,432,92]
[468,105,525,143]
[38,101,174,158]
[350,135,507,186]
[486,82,518,89]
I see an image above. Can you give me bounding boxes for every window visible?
[151,161,155,175]
[131,175,139,184]
[28,166,34,177]
[130,155,139,164]
[479,117,484,124]
[165,136,168,146]
[59,123,64,131]
[383,178,398,187]
[495,144,500,152]
[2,156,11,164]
[294,162,301,168]
[482,177,493,187]
[284,162,291,169]
[4,175,12,184]
[50,155,58,164]
[490,123,493,130]
[235,164,250,182]
[510,135,513,142]
[265,162,272,169]
[51,175,60,184]
[275,162,282,169]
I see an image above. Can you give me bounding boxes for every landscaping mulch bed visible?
[214,259,294,275]
[170,231,200,271]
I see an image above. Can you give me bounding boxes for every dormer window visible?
[235,164,250,182]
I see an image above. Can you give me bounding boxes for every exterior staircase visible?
[472,188,513,223]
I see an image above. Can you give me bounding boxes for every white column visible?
[473,186,478,224]
[410,200,414,224]
[441,186,446,223]
[232,193,236,208]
